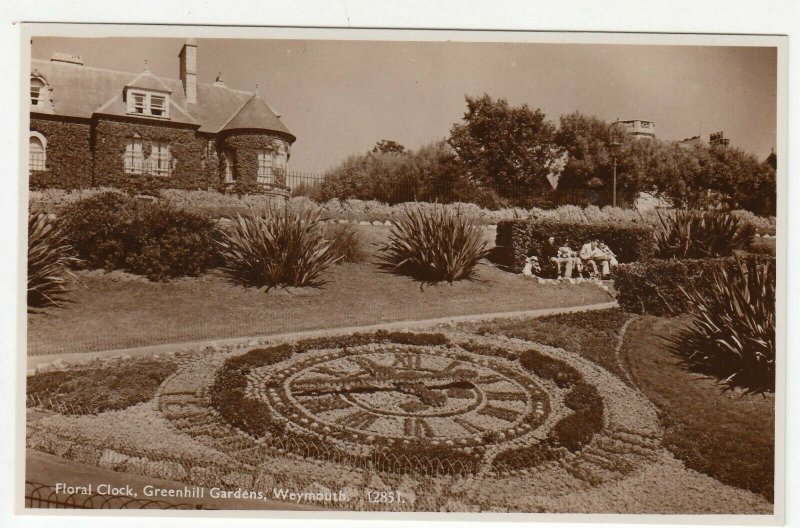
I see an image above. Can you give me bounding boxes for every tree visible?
[372,140,407,155]
[555,112,620,189]
[448,94,561,204]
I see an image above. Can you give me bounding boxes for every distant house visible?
[29,40,295,194]
[613,118,655,140]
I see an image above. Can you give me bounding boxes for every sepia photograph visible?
[18,24,784,520]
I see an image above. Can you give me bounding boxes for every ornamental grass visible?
[216,205,340,289]
[668,257,775,392]
[27,211,77,310]
[654,209,754,259]
[377,204,490,283]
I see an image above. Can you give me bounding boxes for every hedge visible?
[494,219,656,271]
[614,255,775,316]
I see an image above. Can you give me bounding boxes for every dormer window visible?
[30,78,45,106]
[126,90,170,118]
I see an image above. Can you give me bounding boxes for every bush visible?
[377,204,491,283]
[665,257,775,392]
[28,211,77,310]
[654,209,754,259]
[324,223,364,263]
[495,219,655,271]
[59,192,218,281]
[216,206,340,289]
[614,256,772,316]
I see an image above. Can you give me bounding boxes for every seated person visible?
[597,242,618,276]
[579,239,615,278]
[540,236,578,278]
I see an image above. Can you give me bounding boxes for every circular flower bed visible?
[202,331,604,475]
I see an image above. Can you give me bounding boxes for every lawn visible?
[621,316,775,502]
[457,307,633,384]
[458,309,775,503]
[28,224,612,355]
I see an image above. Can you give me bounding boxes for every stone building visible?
[28,40,295,194]
[613,118,655,140]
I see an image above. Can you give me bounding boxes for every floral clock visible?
[246,345,551,455]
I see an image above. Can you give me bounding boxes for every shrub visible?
[377,204,491,283]
[495,219,655,271]
[59,192,218,281]
[28,211,77,310]
[324,223,364,263]
[654,209,754,259]
[59,191,131,269]
[665,257,775,392]
[614,256,772,316]
[216,206,340,289]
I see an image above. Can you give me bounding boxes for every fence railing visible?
[27,397,516,482]
[25,481,206,510]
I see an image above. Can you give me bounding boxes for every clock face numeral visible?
[478,403,521,423]
[301,394,350,414]
[392,353,422,369]
[310,365,342,377]
[485,390,528,403]
[453,416,487,434]
[403,417,434,437]
[335,410,379,429]
[443,360,462,372]
[477,374,505,384]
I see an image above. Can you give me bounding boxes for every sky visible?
[31,37,777,174]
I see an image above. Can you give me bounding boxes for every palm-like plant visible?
[655,209,754,259]
[667,257,775,392]
[28,212,77,310]
[216,205,340,289]
[377,204,490,283]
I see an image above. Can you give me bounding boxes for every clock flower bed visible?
[26,328,688,511]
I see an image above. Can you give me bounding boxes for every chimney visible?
[179,39,198,104]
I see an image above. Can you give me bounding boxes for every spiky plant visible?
[216,205,340,289]
[655,209,754,259]
[28,211,77,310]
[377,204,490,283]
[666,257,775,393]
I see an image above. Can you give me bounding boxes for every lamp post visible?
[609,141,621,207]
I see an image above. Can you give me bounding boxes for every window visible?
[224,152,235,183]
[257,149,275,183]
[150,95,166,117]
[30,78,45,106]
[124,136,172,177]
[126,90,170,118]
[149,141,172,176]
[124,135,144,174]
[132,93,146,114]
[29,133,46,172]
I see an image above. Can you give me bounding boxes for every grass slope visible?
[622,316,775,502]
[28,260,610,356]
[459,308,632,383]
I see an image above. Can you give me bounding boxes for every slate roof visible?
[30,58,294,140]
[220,93,292,135]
